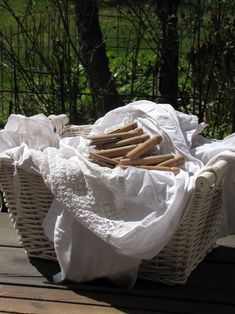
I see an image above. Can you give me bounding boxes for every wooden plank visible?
[1,244,235,305]
[0,276,60,288]
[186,260,235,289]
[205,246,235,264]
[0,247,43,277]
[1,213,235,313]
[0,284,159,313]
[1,284,235,314]
[0,212,20,247]
[0,235,58,287]
[134,258,235,304]
[1,270,235,309]
[135,278,235,305]
[0,246,61,288]
[0,298,126,314]
[3,244,233,293]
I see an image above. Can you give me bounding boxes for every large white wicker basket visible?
[0,124,229,284]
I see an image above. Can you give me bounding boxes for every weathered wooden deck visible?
[1,212,235,314]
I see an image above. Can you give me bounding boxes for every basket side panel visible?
[16,168,56,260]
[138,185,223,285]
[0,161,17,221]
[0,160,56,261]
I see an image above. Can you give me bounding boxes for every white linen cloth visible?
[1,100,235,287]
[0,113,60,152]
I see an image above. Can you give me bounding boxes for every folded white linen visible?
[0,113,60,217]
[0,113,60,152]
[52,207,141,287]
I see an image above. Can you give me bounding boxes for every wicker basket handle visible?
[195,159,229,193]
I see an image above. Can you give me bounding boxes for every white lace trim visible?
[31,148,123,240]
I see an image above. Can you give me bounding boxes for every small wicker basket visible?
[0,124,229,284]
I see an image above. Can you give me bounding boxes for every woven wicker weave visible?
[138,170,225,284]
[61,124,92,138]
[0,124,92,261]
[0,159,56,260]
[0,124,229,284]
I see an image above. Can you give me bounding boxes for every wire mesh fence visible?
[0,0,234,137]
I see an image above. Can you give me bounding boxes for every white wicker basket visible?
[0,124,229,284]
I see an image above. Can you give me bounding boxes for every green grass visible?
[0,0,234,137]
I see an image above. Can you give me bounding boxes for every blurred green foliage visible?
[0,0,234,139]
